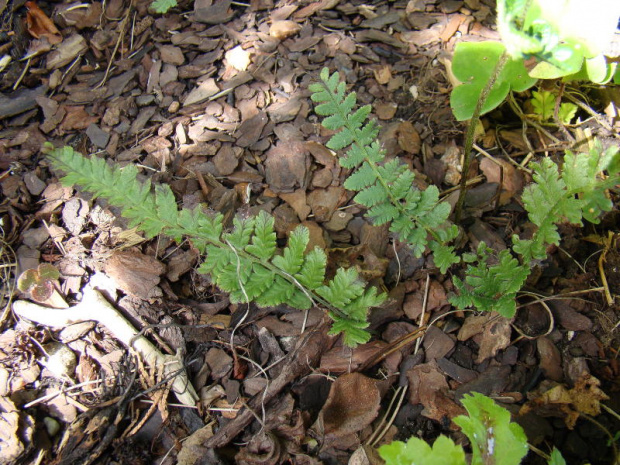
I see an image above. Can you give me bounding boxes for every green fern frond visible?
[514,143,620,263]
[46,145,385,347]
[449,243,530,318]
[311,69,459,273]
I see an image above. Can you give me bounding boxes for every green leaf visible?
[530,90,555,120]
[272,226,308,275]
[548,448,567,465]
[37,263,60,281]
[450,245,529,317]
[454,392,529,465]
[17,269,39,293]
[245,211,277,260]
[450,41,537,121]
[151,0,177,14]
[557,102,577,124]
[379,435,466,465]
[296,248,327,290]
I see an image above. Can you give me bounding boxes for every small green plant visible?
[379,392,566,465]
[17,263,67,308]
[45,145,385,347]
[451,141,620,317]
[379,392,530,465]
[529,90,577,124]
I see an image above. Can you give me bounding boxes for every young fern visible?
[46,145,385,347]
[310,68,459,273]
[451,141,620,317]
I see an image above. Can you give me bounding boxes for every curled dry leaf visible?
[0,397,34,464]
[316,372,380,439]
[520,375,609,429]
[25,1,62,45]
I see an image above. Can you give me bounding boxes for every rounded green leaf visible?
[450,41,536,121]
[38,263,60,281]
[17,269,38,292]
[451,41,506,84]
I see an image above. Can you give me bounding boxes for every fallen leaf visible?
[25,1,62,45]
[476,314,512,363]
[102,249,165,299]
[373,64,392,85]
[520,375,609,429]
[407,360,465,425]
[269,20,301,40]
[317,373,381,439]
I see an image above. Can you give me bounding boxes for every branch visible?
[13,288,198,407]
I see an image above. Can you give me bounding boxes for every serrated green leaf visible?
[245,211,277,260]
[530,90,555,120]
[454,392,529,465]
[354,184,388,207]
[379,435,466,465]
[272,226,308,275]
[296,247,327,290]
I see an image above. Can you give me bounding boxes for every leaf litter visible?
[0,0,618,463]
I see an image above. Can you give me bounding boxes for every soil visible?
[1,0,619,464]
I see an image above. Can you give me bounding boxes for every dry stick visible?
[454,51,510,224]
[13,288,198,407]
[203,320,333,449]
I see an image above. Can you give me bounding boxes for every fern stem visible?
[454,50,510,223]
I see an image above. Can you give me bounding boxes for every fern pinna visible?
[47,145,385,347]
[451,141,620,317]
[310,68,459,273]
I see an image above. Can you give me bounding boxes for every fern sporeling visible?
[309,68,460,273]
[46,144,385,347]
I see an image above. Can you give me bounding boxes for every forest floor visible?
[1,0,619,463]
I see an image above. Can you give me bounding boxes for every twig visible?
[13,288,198,407]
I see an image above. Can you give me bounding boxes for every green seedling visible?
[529,90,578,124]
[46,144,384,347]
[17,263,67,308]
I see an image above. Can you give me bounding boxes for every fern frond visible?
[47,145,385,346]
[514,143,620,263]
[311,69,458,271]
[449,243,530,318]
